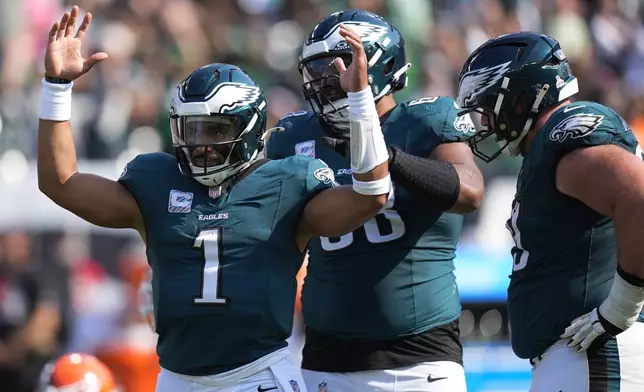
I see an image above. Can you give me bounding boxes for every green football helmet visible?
[298,9,411,117]
[456,32,579,162]
[170,63,267,187]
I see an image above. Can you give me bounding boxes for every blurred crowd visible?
[0,0,643,175]
[0,0,643,390]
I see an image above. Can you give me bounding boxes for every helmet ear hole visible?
[544,57,560,67]
[513,91,530,115]
[515,44,527,61]
[383,57,394,75]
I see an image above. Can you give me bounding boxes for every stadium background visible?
[0,0,642,391]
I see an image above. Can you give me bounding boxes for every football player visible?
[266,9,484,392]
[456,31,644,391]
[40,353,117,392]
[38,6,390,392]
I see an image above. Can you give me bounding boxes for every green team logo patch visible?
[549,113,604,142]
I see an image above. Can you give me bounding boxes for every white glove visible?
[137,267,156,332]
[560,308,615,352]
[561,271,644,352]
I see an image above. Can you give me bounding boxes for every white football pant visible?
[302,361,467,392]
[155,348,307,392]
[530,322,644,392]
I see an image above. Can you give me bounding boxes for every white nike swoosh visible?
[563,105,585,113]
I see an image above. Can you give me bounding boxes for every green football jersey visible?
[266,97,474,339]
[117,152,335,375]
[506,101,643,359]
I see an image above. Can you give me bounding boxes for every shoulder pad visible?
[402,96,475,142]
[545,101,638,156]
[117,153,178,205]
[306,158,336,193]
[277,154,317,174]
[118,152,176,181]
[275,110,314,130]
[405,96,454,117]
[273,155,335,193]
[291,156,336,194]
[267,111,318,159]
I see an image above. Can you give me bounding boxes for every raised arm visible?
[37,7,143,234]
[295,25,389,251]
[557,143,644,350]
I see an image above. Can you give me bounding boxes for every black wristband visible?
[388,147,460,210]
[617,265,644,287]
[45,74,72,84]
[597,311,624,336]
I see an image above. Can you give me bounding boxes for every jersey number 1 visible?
[193,228,229,305]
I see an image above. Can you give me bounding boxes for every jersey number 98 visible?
[320,210,405,251]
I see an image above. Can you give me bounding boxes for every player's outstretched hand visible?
[334,25,368,93]
[45,5,108,81]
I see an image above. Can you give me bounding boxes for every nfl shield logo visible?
[289,380,300,392]
[318,381,327,392]
[208,186,222,199]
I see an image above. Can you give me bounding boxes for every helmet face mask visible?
[458,107,513,163]
[459,87,545,162]
[170,64,267,187]
[171,114,245,176]
[300,53,352,116]
[456,32,579,163]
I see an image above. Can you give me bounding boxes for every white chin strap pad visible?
[347,87,391,195]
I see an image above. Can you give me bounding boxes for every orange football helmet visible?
[42,353,117,392]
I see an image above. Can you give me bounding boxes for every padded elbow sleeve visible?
[388,147,460,210]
